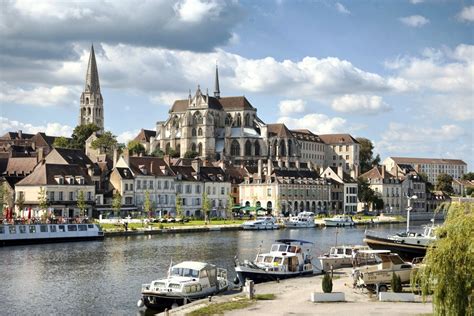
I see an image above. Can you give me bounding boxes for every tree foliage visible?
[184,150,199,159]
[38,187,48,211]
[167,148,180,158]
[461,172,474,181]
[151,148,164,158]
[435,173,454,194]
[128,140,146,156]
[413,202,473,316]
[70,123,100,149]
[391,272,402,293]
[16,193,25,214]
[143,191,152,214]
[77,191,87,217]
[322,273,333,293]
[357,178,384,211]
[356,137,380,174]
[418,172,434,192]
[53,136,71,148]
[112,192,122,215]
[225,193,234,219]
[202,192,211,222]
[1,183,13,209]
[91,131,117,156]
[175,193,183,219]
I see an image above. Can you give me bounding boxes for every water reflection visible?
[0,222,431,315]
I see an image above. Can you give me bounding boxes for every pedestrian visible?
[124,222,128,232]
[352,249,358,267]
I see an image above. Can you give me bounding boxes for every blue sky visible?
[1,0,473,169]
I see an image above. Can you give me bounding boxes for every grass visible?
[186,294,275,316]
[99,219,247,232]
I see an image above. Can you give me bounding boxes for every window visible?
[196,185,201,194]
[9,226,16,234]
[149,181,153,189]
[40,225,48,233]
[130,184,133,191]
[137,180,141,190]
[87,192,92,201]
[212,187,216,195]
[49,191,55,201]
[78,225,87,231]
[221,187,225,195]
[192,128,197,137]
[186,185,191,194]
[19,226,26,233]
[125,183,129,191]
[0,226,4,234]
[164,181,169,189]
[58,192,63,201]
[230,140,240,156]
[207,187,211,194]
[50,226,56,233]
[69,192,74,201]
[58,225,65,232]
[198,128,203,136]
[68,225,78,231]
[157,181,161,190]
[267,188,272,197]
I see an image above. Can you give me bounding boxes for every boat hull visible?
[0,235,104,247]
[324,220,355,227]
[285,223,316,229]
[242,225,279,230]
[141,292,209,311]
[236,268,313,284]
[363,236,427,260]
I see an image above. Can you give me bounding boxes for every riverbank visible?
[163,268,432,316]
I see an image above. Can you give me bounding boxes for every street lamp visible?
[406,195,418,233]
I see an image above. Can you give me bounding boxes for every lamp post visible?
[406,195,418,233]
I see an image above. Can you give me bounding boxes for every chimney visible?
[191,159,201,174]
[381,165,386,178]
[18,130,22,139]
[257,159,262,176]
[113,148,118,168]
[37,147,44,163]
[337,166,343,179]
[267,159,273,177]
[150,161,154,175]
[123,148,130,165]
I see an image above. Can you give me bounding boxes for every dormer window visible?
[75,176,85,185]
[66,176,74,184]
[55,176,64,185]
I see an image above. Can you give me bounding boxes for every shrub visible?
[391,272,402,293]
[322,273,333,293]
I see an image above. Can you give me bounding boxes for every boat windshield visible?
[256,255,264,263]
[271,244,288,252]
[171,268,199,278]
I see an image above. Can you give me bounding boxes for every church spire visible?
[85,44,100,93]
[214,64,220,99]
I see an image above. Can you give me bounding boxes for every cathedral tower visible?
[79,45,104,131]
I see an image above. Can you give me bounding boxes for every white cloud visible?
[278,99,306,115]
[409,0,424,4]
[117,129,140,144]
[277,114,348,134]
[150,92,188,106]
[457,6,474,22]
[399,15,430,27]
[0,116,73,137]
[331,94,391,115]
[0,82,77,107]
[174,0,223,23]
[335,3,350,14]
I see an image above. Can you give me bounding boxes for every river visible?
[1,222,432,315]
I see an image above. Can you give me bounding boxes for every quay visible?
[163,268,433,316]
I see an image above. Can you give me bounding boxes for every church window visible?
[231,140,240,156]
[87,107,91,115]
[245,140,252,156]
[86,98,89,104]
[192,128,197,137]
[198,128,203,136]
[279,140,286,156]
[225,114,232,126]
[235,113,242,127]
[198,143,203,156]
[288,140,292,156]
[191,143,196,152]
[255,142,260,156]
[244,113,250,127]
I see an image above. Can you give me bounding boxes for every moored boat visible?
[324,214,355,227]
[234,239,314,284]
[0,223,104,246]
[285,211,316,228]
[139,261,228,311]
[241,216,279,230]
[318,245,378,271]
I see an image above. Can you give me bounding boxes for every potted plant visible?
[311,273,345,302]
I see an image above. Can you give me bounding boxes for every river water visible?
[1,222,431,315]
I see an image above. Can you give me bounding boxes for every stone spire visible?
[85,44,100,94]
[79,44,104,131]
[214,64,220,99]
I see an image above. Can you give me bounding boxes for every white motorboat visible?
[0,223,104,246]
[140,261,229,310]
[318,245,379,271]
[324,214,355,227]
[285,212,316,228]
[353,252,419,292]
[241,216,279,230]
[235,239,314,284]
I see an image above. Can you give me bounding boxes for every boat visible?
[139,261,229,310]
[234,239,314,284]
[241,216,279,230]
[324,214,355,227]
[353,252,419,292]
[0,223,104,246]
[363,223,437,260]
[318,245,379,271]
[285,211,316,228]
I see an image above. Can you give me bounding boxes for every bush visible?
[391,272,402,293]
[322,273,333,293]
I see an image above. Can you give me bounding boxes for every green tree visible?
[91,131,117,156]
[16,193,25,216]
[128,140,146,156]
[356,137,380,174]
[391,272,402,293]
[53,136,70,148]
[461,172,474,181]
[225,192,234,219]
[0,183,4,211]
[112,192,122,217]
[466,187,474,197]
[322,273,333,293]
[202,192,211,223]
[435,173,454,194]
[1,183,13,210]
[151,148,164,157]
[184,150,199,159]
[70,123,100,149]
[38,187,48,212]
[413,202,473,316]
[77,190,87,217]
[418,172,434,192]
[167,148,180,158]
[143,191,152,216]
[175,193,183,220]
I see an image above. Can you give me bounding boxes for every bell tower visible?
[79,45,104,131]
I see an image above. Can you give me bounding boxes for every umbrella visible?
[28,208,31,220]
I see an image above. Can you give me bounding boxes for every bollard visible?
[208,296,212,302]
[164,308,169,316]
[246,280,255,299]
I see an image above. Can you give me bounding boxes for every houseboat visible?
[324,214,355,227]
[234,239,314,284]
[139,261,229,310]
[318,245,379,271]
[241,216,279,230]
[285,212,316,228]
[0,223,104,246]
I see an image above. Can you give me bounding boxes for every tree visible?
[461,172,474,181]
[413,202,473,316]
[175,193,183,219]
[184,150,199,159]
[322,273,333,293]
[356,137,380,174]
[202,192,211,223]
[112,192,122,217]
[466,187,474,197]
[16,193,25,216]
[77,191,87,217]
[53,136,70,148]
[435,173,454,194]
[143,191,152,216]
[418,172,434,192]
[167,148,180,158]
[1,183,13,210]
[0,183,4,212]
[38,187,48,212]
[128,140,146,156]
[70,123,100,149]
[225,193,234,220]
[91,131,117,156]
[151,148,164,158]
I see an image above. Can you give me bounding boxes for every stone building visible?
[321,166,358,214]
[320,134,360,178]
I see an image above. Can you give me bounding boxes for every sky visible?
[1,0,473,169]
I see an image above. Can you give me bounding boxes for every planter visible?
[311,292,345,302]
[378,292,415,302]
